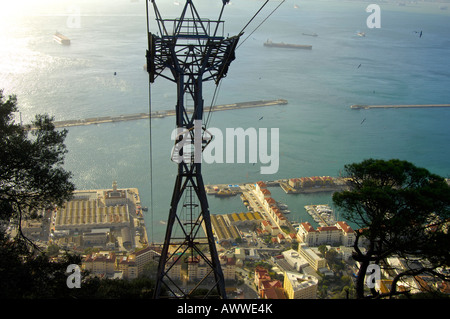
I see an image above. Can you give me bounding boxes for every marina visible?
[304,205,336,227]
[27,99,287,130]
[206,176,347,197]
[351,104,450,109]
[205,177,347,243]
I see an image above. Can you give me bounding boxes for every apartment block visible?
[283,271,318,299]
[297,221,355,247]
[298,243,326,271]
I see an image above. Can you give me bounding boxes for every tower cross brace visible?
[146,0,241,299]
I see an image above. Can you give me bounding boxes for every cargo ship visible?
[53,32,71,45]
[264,40,312,50]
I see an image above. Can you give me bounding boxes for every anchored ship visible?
[53,32,70,45]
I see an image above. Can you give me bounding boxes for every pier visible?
[28,99,287,130]
[351,104,450,109]
[304,205,335,227]
[206,177,348,196]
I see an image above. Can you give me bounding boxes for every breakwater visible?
[29,99,287,130]
[351,104,450,109]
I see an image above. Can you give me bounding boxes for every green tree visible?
[0,90,76,297]
[333,159,450,299]
[1,90,74,240]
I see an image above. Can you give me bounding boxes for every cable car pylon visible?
[146,0,242,299]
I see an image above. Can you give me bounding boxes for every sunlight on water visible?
[2,0,450,241]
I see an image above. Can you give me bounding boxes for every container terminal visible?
[49,182,149,252]
[351,104,450,109]
[27,99,287,130]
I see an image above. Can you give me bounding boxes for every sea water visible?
[1,0,450,242]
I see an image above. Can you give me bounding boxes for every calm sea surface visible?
[1,0,450,242]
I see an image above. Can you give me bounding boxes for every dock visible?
[27,99,287,130]
[304,205,336,227]
[52,182,149,252]
[351,104,450,109]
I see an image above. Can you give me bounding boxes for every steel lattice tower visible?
[146,0,241,299]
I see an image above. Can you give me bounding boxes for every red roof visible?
[336,221,354,233]
[261,220,271,226]
[256,181,267,188]
[301,222,317,232]
[272,207,282,214]
[262,286,286,299]
[260,279,282,290]
[134,246,153,256]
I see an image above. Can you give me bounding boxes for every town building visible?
[131,246,160,274]
[118,256,138,279]
[260,220,280,236]
[220,256,237,281]
[165,256,182,281]
[297,221,355,247]
[254,267,285,299]
[82,252,117,277]
[52,182,148,252]
[298,243,326,271]
[281,249,309,272]
[255,181,267,194]
[283,271,318,299]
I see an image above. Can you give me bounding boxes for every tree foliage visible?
[333,159,450,299]
[1,90,75,232]
[0,91,159,299]
[0,90,76,297]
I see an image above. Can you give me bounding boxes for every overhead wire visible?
[146,0,154,245]
[238,0,285,49]
[204,0,285,128]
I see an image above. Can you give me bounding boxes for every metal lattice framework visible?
[146,0,241,299]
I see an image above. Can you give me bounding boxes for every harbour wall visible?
[28,99,288,130]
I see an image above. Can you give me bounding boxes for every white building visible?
[298,243,326,271]
[282,249,309,272]
[297,221,355,247]
[283,271,318,299]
